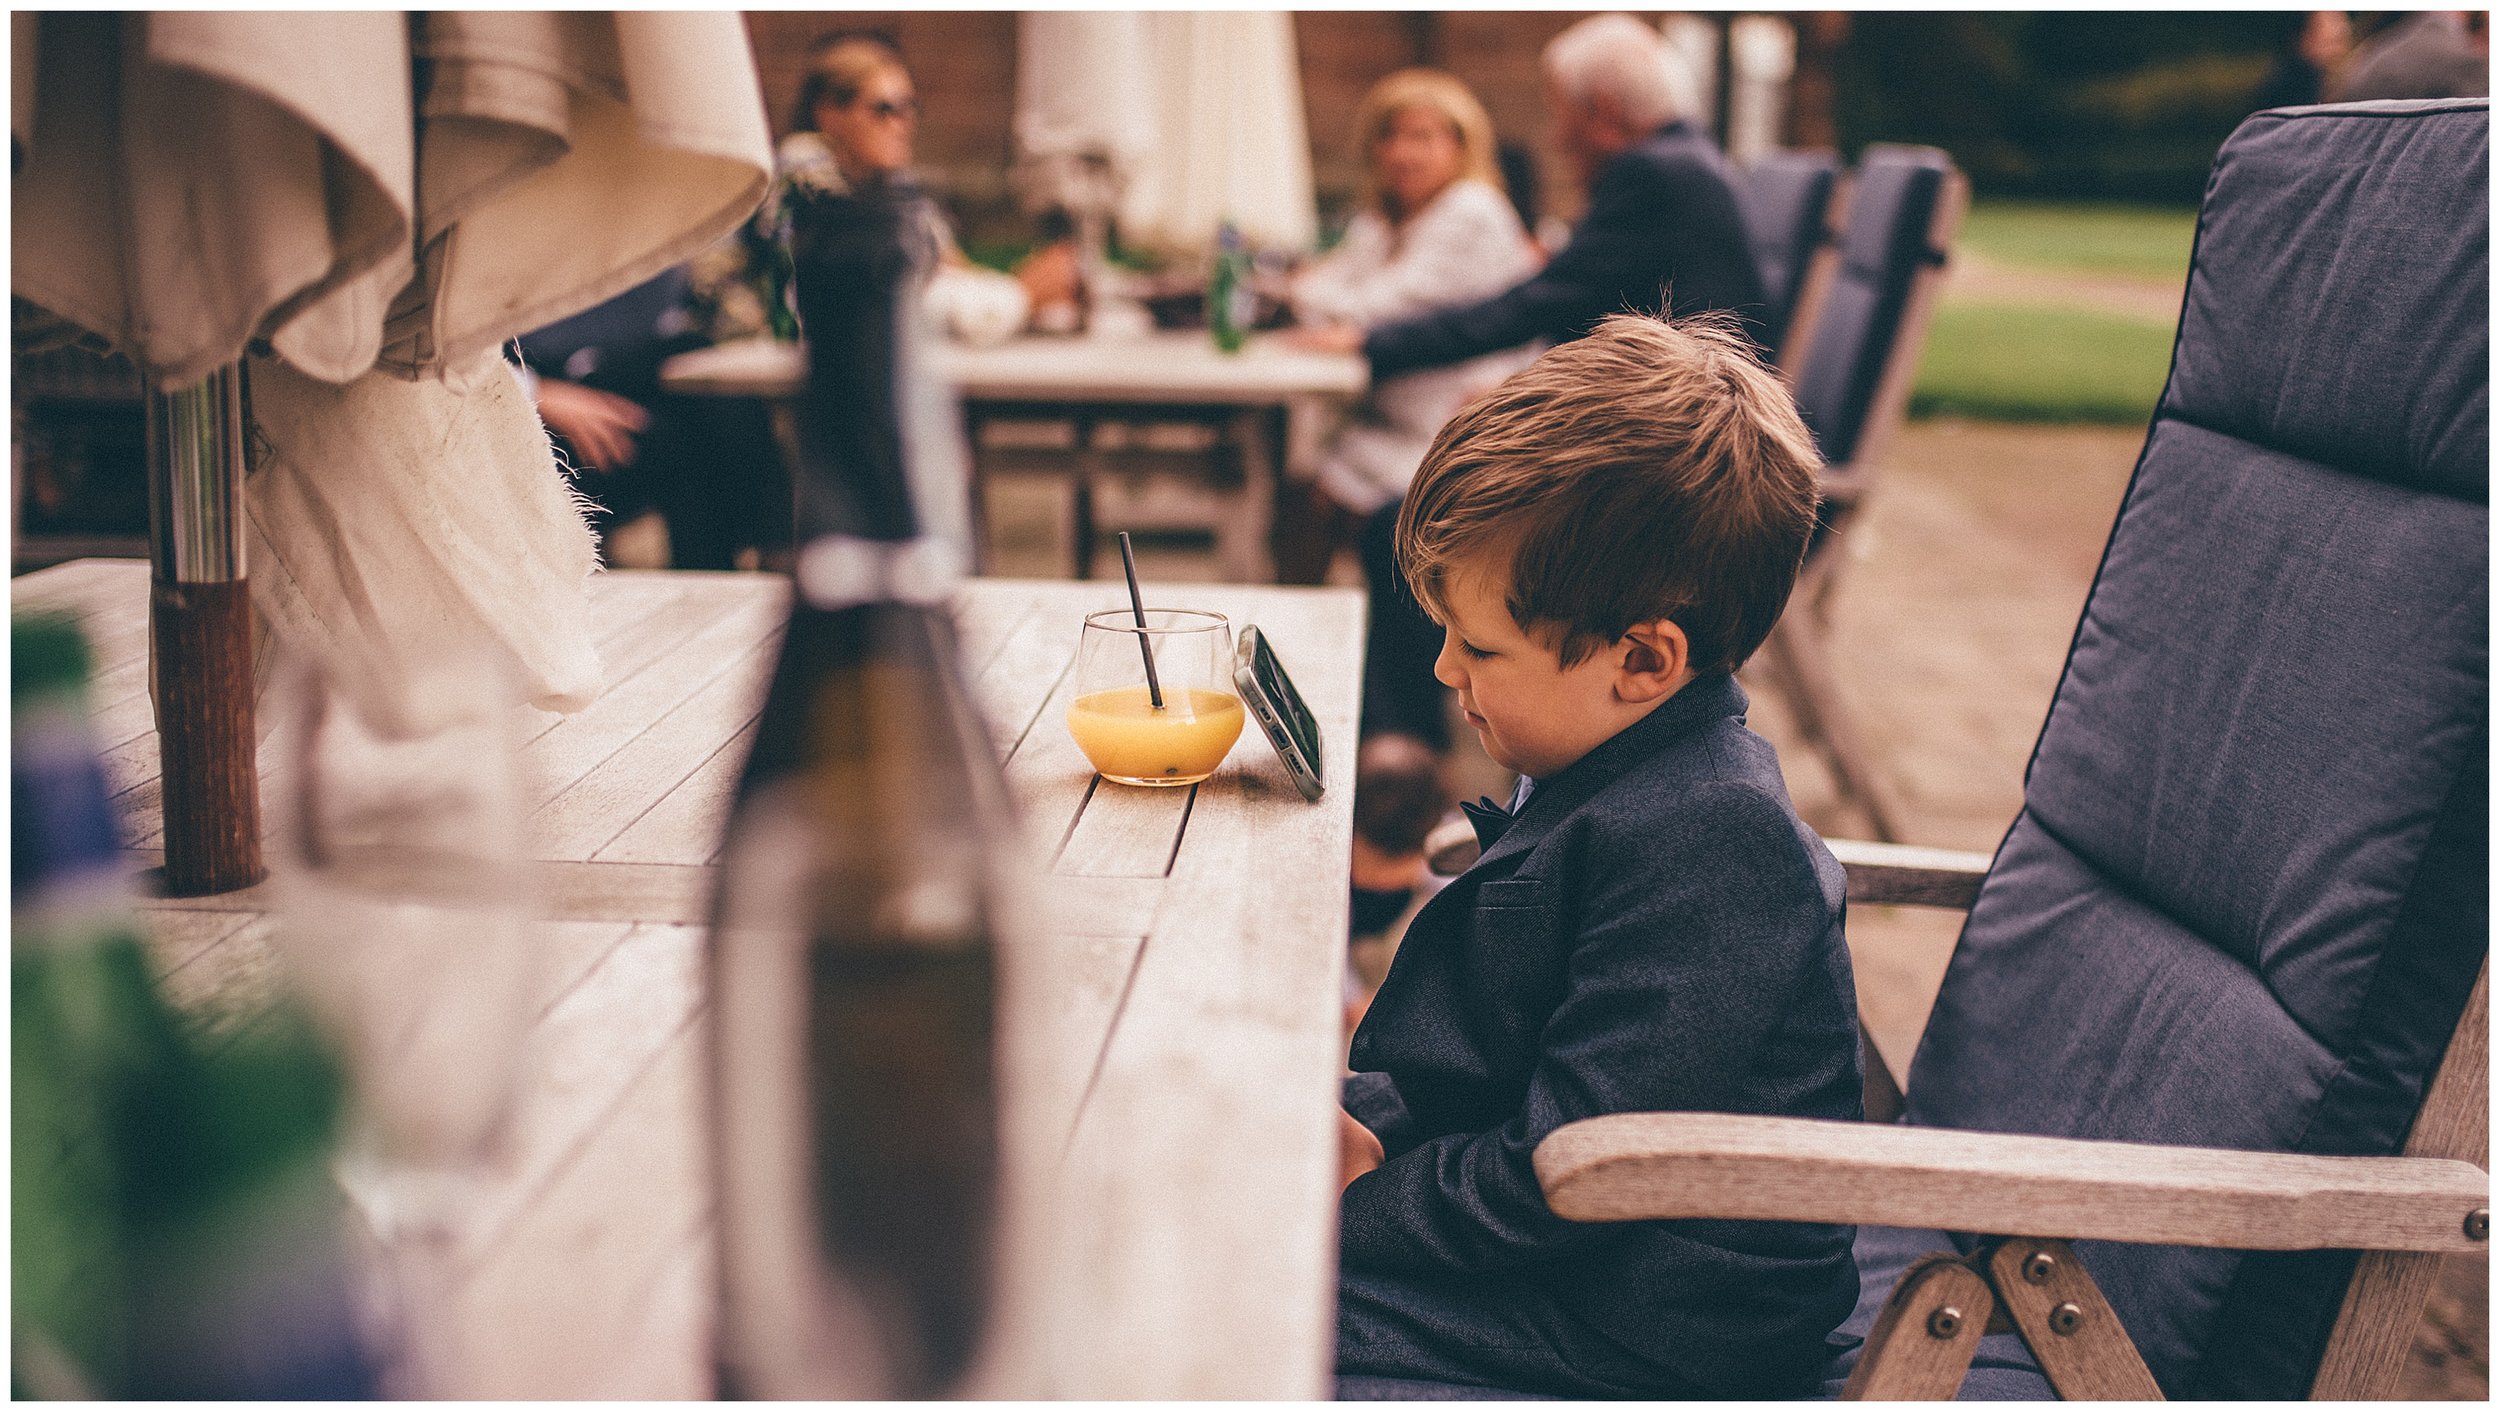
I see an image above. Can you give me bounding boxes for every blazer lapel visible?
[1466,673,1750,876]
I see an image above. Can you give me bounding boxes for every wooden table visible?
[660,332,1369,581]
[14,558,1363,1398]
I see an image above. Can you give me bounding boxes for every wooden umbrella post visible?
[144,363,264,895]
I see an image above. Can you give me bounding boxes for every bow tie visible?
[1459,795,1516,851]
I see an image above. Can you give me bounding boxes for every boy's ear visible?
[1614,619,1691,705]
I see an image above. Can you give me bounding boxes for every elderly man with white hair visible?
[1315,15,1773,848]
[1300,13,1767,379]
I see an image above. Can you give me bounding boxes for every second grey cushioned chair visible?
[1734,148,1842,361]
[1752,145,1965,842]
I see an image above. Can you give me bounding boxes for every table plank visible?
[1046,583,1360,1399]
[398,1017,711,1399]
[661,333,1367,406]
[521,597,781,817]
[530,642,776,862]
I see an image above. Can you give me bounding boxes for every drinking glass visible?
[1066,609,1244,786]
[265,646,542,1237]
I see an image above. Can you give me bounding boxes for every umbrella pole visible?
[144,362,264,895]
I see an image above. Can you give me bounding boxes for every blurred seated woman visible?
[781,32,1078,343]
[1279,69,1539,584]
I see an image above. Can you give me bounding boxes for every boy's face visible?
[1428,558,1690,780]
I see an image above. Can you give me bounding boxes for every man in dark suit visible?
[1301,14,1768,758]
[1335,316,1861,1399]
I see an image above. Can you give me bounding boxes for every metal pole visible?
[144,362,264,894]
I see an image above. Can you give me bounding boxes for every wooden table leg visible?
[145,365,264,895]
[1218,408,1278,583]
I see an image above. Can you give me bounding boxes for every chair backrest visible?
[1787,145,1961,477]
[1734,149,1840,358]
[1901,99,2489,1400]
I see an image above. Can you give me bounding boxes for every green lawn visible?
[1956,199,2199,281]
[1909,199,2197,424]
[1912,302,2177,425]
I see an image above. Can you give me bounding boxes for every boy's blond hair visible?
[1394,313,1822,676]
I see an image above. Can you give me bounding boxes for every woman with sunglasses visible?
[780,32,1077,342]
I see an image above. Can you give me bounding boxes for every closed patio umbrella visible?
[11,11,773,892]
[1104,11,1318,257]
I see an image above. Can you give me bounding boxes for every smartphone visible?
[1233,625,1325,802]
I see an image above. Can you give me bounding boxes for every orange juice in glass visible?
[1067,609,1244,786]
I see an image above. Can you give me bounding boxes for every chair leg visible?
[1983,1239,2163,1400]
[1757,611,1905,842]
[1842,1252,1996,1399]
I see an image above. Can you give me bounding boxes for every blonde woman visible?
[1282,69,1539,581]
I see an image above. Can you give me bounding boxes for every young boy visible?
[1336,315,1863,1400]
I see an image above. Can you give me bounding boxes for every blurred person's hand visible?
[1013,239,1083,312]
[1286,323,1365,357]
[533,379,651,472]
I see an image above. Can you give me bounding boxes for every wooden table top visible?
[662,330,1369,406]
[14,558,1363,1398]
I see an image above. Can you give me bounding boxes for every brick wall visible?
[741,11,1666,242]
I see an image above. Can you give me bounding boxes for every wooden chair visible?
[1537,99,2491,1399]
[1751,145,1966,842]
[1732,148,1842,365]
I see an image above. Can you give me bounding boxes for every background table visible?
[661,332,1369,581]
[15,559,1363,1398]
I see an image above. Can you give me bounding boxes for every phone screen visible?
[1239,627,1323,796]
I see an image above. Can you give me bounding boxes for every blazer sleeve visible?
[1336,784,1841,1276]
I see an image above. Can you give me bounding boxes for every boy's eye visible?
[1459,641,1494,660]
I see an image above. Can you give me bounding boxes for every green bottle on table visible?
[707,173,1025,1400]
[1207,220,1253,354]
[10,613,371,1400]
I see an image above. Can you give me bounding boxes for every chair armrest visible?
[1535,1112,2489,1255]
[1430,829,1995,899]
[1827,839,1991,909]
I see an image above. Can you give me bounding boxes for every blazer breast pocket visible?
[1465,878,1560,1022]
[1473,877,1544,912]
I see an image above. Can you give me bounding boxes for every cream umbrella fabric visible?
[12,11,415,389]
[1013,11,1157,174]
[1114,11,1317,255]
[12,10,772,388]
[11,11,774,731]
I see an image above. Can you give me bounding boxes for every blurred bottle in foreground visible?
[1207,220,1254,354]
[11,613,375,1399]
[707,168,1024,1398]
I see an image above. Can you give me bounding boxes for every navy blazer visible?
[1340,673,1862,1397]
[1361,122,1770,380]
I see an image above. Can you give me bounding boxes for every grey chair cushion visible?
[1790,147,1948,468]
[1736,149,1840,353]
[1890,99,2487,1400]
[2165,101,2489,501]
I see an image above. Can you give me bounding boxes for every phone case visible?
[1233,626,1325,802]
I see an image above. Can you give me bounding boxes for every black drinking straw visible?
[1117,531,1166,710]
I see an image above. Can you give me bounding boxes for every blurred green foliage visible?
[1833,11,2365,201]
